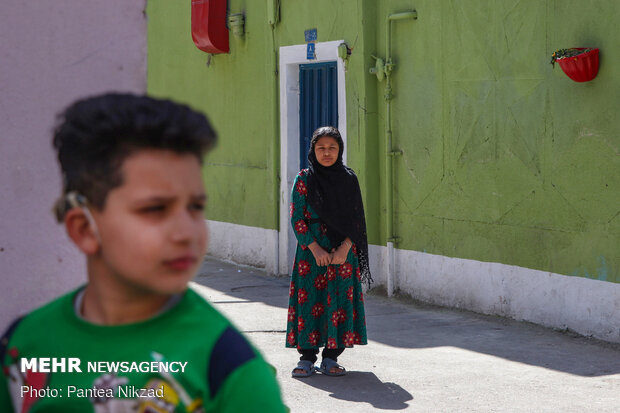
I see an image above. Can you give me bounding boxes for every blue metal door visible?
[299,61,338,169]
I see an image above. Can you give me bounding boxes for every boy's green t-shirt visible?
[0,287,286,413]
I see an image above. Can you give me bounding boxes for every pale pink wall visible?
[0,1,147,330]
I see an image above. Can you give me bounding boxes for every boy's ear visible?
[64,208,100,255]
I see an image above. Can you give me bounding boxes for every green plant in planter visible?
[550,48,593,67]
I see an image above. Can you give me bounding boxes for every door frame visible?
[278,40,347,275]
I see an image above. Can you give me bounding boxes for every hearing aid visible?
[64,191,102,244]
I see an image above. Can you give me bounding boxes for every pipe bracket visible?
[369,55,386,82]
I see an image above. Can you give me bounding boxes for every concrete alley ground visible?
[193,257,620,413]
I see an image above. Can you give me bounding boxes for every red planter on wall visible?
[556,48,599,82]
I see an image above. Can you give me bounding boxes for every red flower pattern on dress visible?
[331,309,346,326]
[287,331,296,346]
[287,306,296,322]
[360,291,364,302]
[289,202,295,218]
[297,260,310,276]
[298,316,305,331]
[311,303,325,318]
[303,207,312,220]
[289,282,295,297]
[308,330,320,346]
[346,286,354,301]
[298,288,308,304]
[352,244,357,256]
[327,337,337,349]
[327,293,332,307]
[331,311,339,326]
[339,263,353,279]
[296,180,307,196]
[300,168,309,176]
[294,220,308,235]
[354,332,362,344]
[314,273,327,290]
[326,266,336,281]
[353,309,358,320]
[356,267,361,281]
[343,331,356,346]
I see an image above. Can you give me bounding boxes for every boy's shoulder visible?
[183,290,286,411]
[21,288,76,321]
[0,289,77,369]
[1,288,76,340]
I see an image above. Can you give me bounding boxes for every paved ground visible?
[193,257,620,413]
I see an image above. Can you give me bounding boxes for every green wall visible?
[381,0,619,282]
[147,0,619,283]
[148,0,280,229]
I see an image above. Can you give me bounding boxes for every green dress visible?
[285,169,368,350]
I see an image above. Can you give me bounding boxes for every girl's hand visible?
[330,238,352,265]
[330,246,348,265]
[309,242,332,267]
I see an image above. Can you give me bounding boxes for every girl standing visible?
[286,126,372,377]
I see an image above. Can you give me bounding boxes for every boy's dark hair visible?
[53,93,216,219]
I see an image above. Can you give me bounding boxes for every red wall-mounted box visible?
[191,0,229,54]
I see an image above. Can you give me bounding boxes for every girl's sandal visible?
[291,360,316,378]
[317,358,346,376]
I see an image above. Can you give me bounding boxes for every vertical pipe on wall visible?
[384,11,417,296]
[270,1,281,275]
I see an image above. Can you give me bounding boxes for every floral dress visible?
[286,169,368,350]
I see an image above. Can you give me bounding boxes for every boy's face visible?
[90,149,207,296]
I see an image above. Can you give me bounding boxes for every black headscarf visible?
[306,126,373,286]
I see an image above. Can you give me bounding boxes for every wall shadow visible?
[195,257,620,378]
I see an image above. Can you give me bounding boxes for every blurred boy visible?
[0,93,286,412]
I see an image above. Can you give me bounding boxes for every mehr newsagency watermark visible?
[19,357,188,399]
